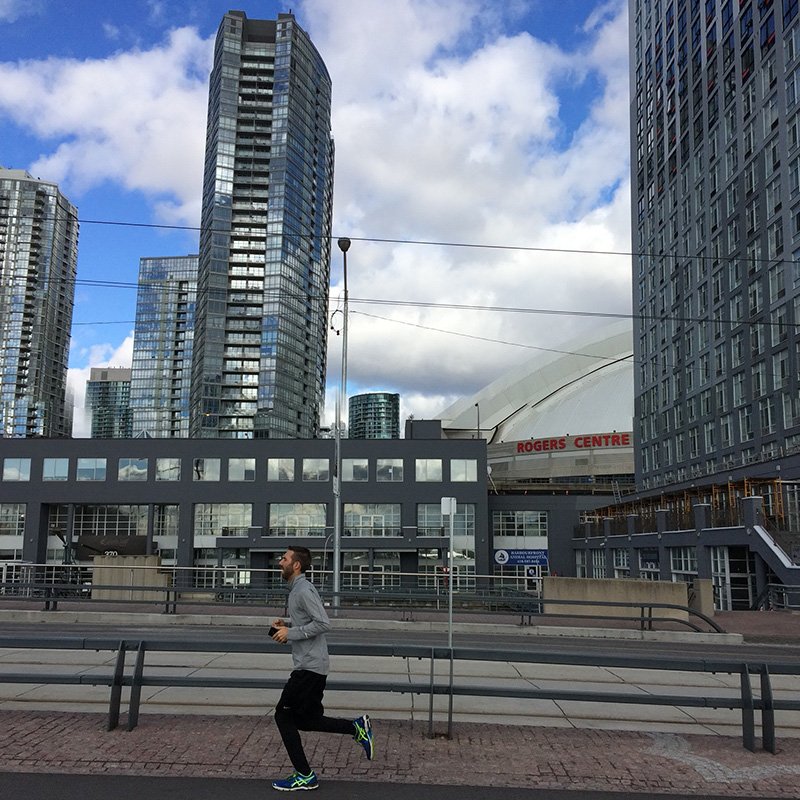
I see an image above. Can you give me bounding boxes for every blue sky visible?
[0,0,632,434]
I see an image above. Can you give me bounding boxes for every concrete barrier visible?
[542,577,689,621]
[92,556,170,601]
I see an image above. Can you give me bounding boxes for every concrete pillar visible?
[656,509,669,535]
[695,542,712,579]
[21,503,45,563]
[146,504,155,556]
[626,515,637,536]
[741,496,764,528]
[693,503,710,532]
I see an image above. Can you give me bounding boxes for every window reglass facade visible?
[228,458,255,481]
[415,459,442,481]
[302,458,329,481]
[156,458,181,481]
[77,458,107,481]
[450,459,477,481]
[43,458,69,481]
[194,503,253,537]
[193,458,221,481]
[342,458,368,481]
[2,458,30,481]
[343,503,401,536]
[269,503,326,536]
[376,458,403,481]
[267,458,295,481]
[118,458,148,481]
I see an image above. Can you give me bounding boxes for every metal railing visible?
[0,634,796,752]
[0,569,724,633]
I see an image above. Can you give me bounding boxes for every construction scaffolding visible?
[594,477,800,532]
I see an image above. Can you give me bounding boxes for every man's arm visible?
[286,584,330,641]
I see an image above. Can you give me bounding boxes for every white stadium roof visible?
[436,320,634,444]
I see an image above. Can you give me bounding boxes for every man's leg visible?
[274,670,325,775]
[295,678,375,760]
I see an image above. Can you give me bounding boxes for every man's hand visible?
[272,625,289,643]
[270,619,289,643]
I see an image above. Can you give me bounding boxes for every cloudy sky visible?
[0,0,633,436]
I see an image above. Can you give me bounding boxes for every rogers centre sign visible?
[515,432,632,454]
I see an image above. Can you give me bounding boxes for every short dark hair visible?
[288,546,312,573]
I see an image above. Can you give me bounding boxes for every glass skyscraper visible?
[0,168,78,437]
[190,11,334,439]
[349,392,401,439]
[630,0,800,490]
[85,367,132,438]
[130,255,198,438]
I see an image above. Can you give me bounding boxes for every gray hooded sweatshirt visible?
[285,573,331,675]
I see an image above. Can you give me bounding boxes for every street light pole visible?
[333,237,351,611]
[475,402,480,440]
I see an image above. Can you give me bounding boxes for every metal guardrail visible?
[0,579,725,634]
[0,635,796,752]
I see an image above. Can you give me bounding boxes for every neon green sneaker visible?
[353,714,374,760]
[272,771,319,791]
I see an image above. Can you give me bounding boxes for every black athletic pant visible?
[275,668,355,775]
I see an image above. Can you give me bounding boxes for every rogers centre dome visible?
[436,321,634,485]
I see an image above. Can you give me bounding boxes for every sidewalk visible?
[1,606,799,796]
[1,710,800,797]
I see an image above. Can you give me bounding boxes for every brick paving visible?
[0,710,799,796]
[1,607,799,795]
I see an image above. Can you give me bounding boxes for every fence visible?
[0,563,724,633]
[0,634,796,753]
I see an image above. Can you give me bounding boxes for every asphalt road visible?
[0,773,784,800]
[0,619,798,663]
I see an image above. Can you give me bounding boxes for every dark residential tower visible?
[0,168,78,438]
[630,0,800,490]
[190,11,334,439]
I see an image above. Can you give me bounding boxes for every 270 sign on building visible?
[515,431,632,454]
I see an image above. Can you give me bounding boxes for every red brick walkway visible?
[0,711,799,796]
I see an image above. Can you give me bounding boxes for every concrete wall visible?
[92,555,169,601]
[542,576,689,621]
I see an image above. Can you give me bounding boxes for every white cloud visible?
[2,0,633,431]
[68,334,134,437]
[0,26,212,226]
[0,0,41,23]
[310,0,632,421]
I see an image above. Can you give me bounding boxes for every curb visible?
[0,609,744,644]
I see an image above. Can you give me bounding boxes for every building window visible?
[670,546,698,582]
[417,502,475,537]
[2,458,31,481]
[376,458,403,482]
[492,510,548,538]
[591,549,607,579]
[228,458,255,481]
[193,458,221,481]
[73,504,147,537]
[194,503,253,537]
[0,503,26,538]
[155,458,181,481]
[118,458,148,481]
[450,459,478,482]
[43,458,69,481]
[639,548,661,580]
[415,459,442,482]
[302,458,329,482]
[77,458,107,481]
[268,503,326,536]
[342,458,368,482]
[267,458,294,482]
[613,548,630,578]
[343,503,401,537]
